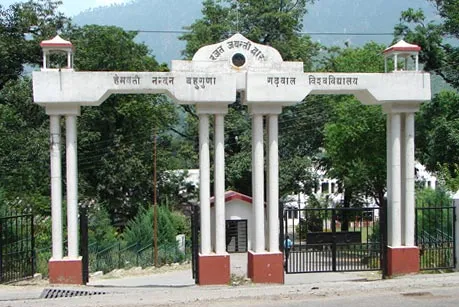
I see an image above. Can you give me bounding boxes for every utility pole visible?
[153,129,158,267]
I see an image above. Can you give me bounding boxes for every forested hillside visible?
[73,0,436,64]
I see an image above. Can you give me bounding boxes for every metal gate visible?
[0,212,35,283]
[416,204,456,270]
[283,206,385,274]
[190,204,200,284]
[80,205,89,284]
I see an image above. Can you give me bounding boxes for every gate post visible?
[0,220,2,282]
[79,205,89,284]
[331,209,337,272]
[455,204,458,271]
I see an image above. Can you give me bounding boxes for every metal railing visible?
[283,206,385,273]
[0,213,35,283]
[416,205,456,271]
[90,241,186,273]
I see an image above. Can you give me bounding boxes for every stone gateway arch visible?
[33,34,430,285]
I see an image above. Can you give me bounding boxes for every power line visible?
[124,29,395,36]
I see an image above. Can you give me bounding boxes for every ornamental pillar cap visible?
[40,35,73,49]
[384,40,421,72]
[40,35,74,70]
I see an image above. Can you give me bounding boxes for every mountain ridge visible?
[72,0,436,65]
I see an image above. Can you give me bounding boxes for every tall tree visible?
[415,91,459,189]
[394,1,459,188]
[0,78,50,213]
[180,0,318,67]
[0,0,71,89]
[322,43,388,208]
[394,2,459,89]
[0,0,70,212]
[67,25,184,225]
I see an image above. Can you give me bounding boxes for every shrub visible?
[122,205,176,248]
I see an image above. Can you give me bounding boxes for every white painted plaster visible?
[50,115,63,260]
[252,114,265,253]
[66,115,79,259]
[199,114,211,254]
[268,114,279,252]
[214,114,226,254]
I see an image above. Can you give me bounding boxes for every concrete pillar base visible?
[247,251,284,284]
[48,257,83,284]
[387,246,420,276]
[198,253,230,285]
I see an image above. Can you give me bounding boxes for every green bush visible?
[122,205,176,248]
[296,195,328,239]
[416,188,453,236]
[87,203,118,251]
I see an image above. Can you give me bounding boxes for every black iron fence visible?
[416,205,456,270]
[191,204,200,284]
[283,206,385,273]
[89,241,185,273]
[0,213,35,283]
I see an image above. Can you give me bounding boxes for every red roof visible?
[384,40,421,54]
[40,35,73,48]
[210,190,252,205]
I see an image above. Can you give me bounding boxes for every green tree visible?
[0,78,50,213]
[416,188,453,238]
[394,3,459,89]
[87,203,118,250]
[180,0,318,68]
[416,90,459,186]
[324,97,387,206]
[393,2,459,191]
[322,43,387,210]
[0,0,71,89]
[122,205,176,248]
[65,25,184,225]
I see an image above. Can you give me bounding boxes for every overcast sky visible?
[0,0,130,16]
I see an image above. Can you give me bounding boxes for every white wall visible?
[211,198,269,252]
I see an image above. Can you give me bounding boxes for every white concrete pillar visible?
[50,115,63,260]
[67,52,72,69]
[404,113,415,246]
[252,114,265,253]
[199,114,211,255]
[394,54,398,71]
[390,113,402,247]
[66,115,79,259]
[415,54,419,72]
[214,114,226,254]
[268,114,279,252]
[43,51,48,69]
[386,114,392,244]
[400,115,406,245]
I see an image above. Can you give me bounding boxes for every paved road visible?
[0,253,458,307]
[1,271,459,307]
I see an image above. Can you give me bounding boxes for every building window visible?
[226,220,248,253]
[287,209,299,219]
[321,182,329,194]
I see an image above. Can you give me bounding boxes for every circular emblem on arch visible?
[231,53,246,68]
